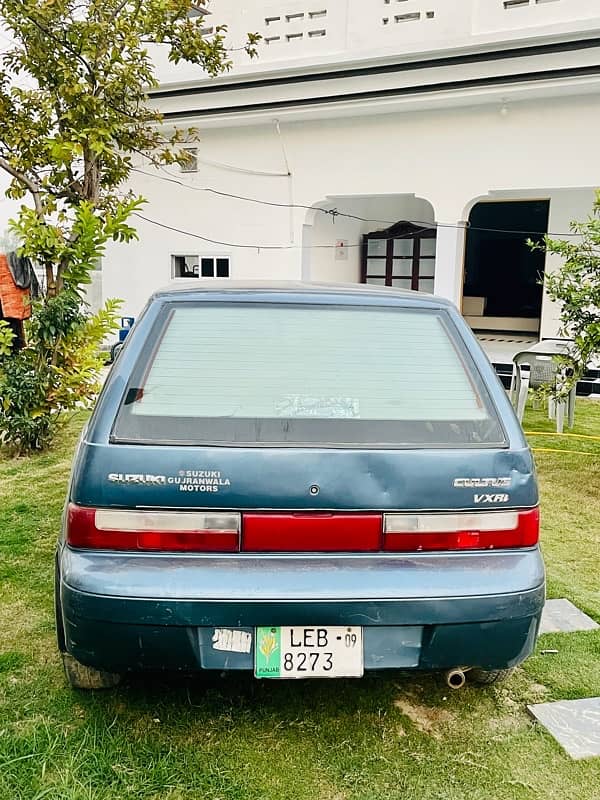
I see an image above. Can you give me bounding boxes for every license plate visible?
[254,626,363,678]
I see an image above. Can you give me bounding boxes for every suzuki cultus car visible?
[56,282,544,689]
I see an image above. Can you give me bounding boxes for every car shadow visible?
[74,668,455,725]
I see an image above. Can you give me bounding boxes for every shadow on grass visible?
[62,665,484,751]
[76,667,447,720]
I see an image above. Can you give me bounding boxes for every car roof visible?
[150,280,454,308]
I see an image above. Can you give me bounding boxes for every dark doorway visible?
[463,200,549,331]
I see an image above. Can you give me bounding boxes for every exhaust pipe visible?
[445,668,467,689]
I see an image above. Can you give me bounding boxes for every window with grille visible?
[180,147,198,173]
[362,222,436,293]
[171,255,230,279]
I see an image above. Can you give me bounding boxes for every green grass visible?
[1,403,599,800]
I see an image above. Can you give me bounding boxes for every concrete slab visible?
[476,334,537,364]
[528,698,600,760]
[539,599,599,635]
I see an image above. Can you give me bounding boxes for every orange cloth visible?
[0,254,31,320]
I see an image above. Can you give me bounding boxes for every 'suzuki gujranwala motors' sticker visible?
[107,469,232,493]
[172,470,232,494]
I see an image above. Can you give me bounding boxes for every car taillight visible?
[66,504,240,552]
[383,507,540,551]
[242,513,382,552]
[66,505,539,554]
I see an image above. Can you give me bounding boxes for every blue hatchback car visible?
[56,282,544,689]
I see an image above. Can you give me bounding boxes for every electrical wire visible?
[131,166,399,223]
[274,119,291,177]
[131,166,585,237]
[135,212,430,248]
[192,155,289,177]
[179,155,289,178]
[133,212,428,249]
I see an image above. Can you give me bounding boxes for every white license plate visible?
[254,626,363,678]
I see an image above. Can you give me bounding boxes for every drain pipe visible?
[445,668,467,689]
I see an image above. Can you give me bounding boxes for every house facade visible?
[99,1,600,340]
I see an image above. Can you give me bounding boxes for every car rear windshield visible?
[112,302,505,447]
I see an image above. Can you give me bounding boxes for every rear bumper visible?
[59,546,545,673]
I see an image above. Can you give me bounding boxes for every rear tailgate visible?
[71,442,538,514]
[70,293,538,545]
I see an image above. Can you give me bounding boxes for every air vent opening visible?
[395,12,420,22]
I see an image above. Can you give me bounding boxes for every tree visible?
[0,1,258,452]
[537,191,600,398]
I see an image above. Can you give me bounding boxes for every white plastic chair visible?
[510,351,576,433]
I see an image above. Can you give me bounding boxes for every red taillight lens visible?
[66,504,240,552]
[242,513,383,552]
[66,506,539,554]
[383,507,540,551]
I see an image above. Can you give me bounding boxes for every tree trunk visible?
[45,263,56,297]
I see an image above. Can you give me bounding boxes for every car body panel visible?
[71,442,537,512]
[61,549,543,605]
[61,615,540,673]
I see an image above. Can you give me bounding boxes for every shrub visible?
[0,292,120,454]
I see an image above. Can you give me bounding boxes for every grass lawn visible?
[0,402,599,800]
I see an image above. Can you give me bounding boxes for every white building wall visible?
[473,0,600,36]
[150,0,600,85]
[104,92,600,319]
[347,0,473,53]
[2,0,599,338]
